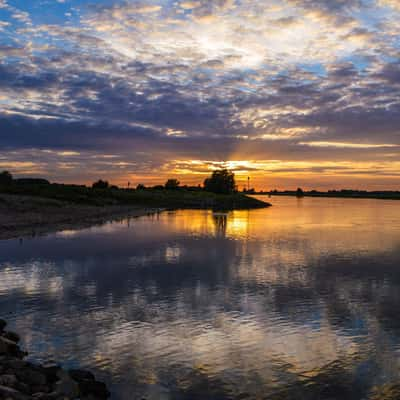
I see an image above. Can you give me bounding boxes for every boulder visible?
[78,379,110,399]
[0,374,18,387]
[54,370,80,398]
[40,362,61,384]
[3,331,21,344]
[69,369,95,382]
[0,337,19,356]
[0,384,29,400]
[16,368,47,387]
[0,319,7,332]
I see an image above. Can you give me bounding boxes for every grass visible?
[0,183,270,210]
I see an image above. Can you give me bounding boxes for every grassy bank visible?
[0,183,270,240]
[0,182,270,210]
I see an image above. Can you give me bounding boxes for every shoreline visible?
[0,319,110,399]
[0,194,163,241]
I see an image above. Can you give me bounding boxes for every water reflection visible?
[1,197,400,399]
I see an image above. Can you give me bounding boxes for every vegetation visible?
[204,169,236,194]
[92,179,109,189]
[165,179,180,190]
[0,171,12,186]
[264,189,400,201]
[0,170,270,210]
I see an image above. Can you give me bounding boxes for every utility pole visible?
[248,176,250,192]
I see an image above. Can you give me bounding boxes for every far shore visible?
[0,193,163,241]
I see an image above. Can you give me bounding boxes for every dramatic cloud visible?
[0,0,399,189]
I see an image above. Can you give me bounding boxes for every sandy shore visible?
[0,194,162,240]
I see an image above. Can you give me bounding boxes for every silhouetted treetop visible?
[204,169,236,194]
[0,171,13,186]
[165,179,180,190]
[92,179,109,189]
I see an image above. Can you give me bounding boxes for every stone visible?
[31,384,51,395]
[16,368,47,387]
[78,379,110,399]
[3,331,20,344]
[40,362,61,384]
[14,381,30,395]
[0,319,7,332]
[31,392,59,400]
[54,371,80,399]
[0,337,19,356]
[68,369,95,382]
[0,374,18,387]
[0,384,29,400]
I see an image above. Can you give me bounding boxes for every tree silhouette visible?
[92,179,109,189]
[165,179,180,190]
[204,169,236,194]
[0,170,13,186]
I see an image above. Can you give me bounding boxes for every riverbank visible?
[0,189,270,240]
[0,319,110,399]
[259,190,400,201]
[0,194,162,240]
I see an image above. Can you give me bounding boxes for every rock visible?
[0,374,18,387]
[0,319,7,332]
[30,384,51,395]
[40,362,61,384]
[0,337,19,356]
[68,369,95,382]
[78,379,110,399]
[54,370,80,398]
[0,384,29,400]
[16,368,47,387]
[6,359,30,371]
[3,331,21,343]
[14,381,30,395]
[31,392,59,400]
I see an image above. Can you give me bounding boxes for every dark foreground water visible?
[1,196,400,399]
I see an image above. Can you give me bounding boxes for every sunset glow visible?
[0,0,399,189]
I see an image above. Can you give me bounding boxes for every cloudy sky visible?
[0,0,399,189]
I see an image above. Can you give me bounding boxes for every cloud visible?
[0,0,399,188]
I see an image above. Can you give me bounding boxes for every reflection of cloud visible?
[2,204,400,397]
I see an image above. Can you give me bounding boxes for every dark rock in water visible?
[16,367,47,387]
[78,379,110,399]
[31,392,59,400]
[0,320,111,399]
[0,336,19,356]
[69,369,95,382]
[0,384,29,400]
[3,330,21,343]
[0,373,18,387]
[0,319,7,332]
[40,362,61,384]
[54,370,80,398]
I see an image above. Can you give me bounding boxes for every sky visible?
[0,0,399,190]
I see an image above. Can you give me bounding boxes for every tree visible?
[0,171,12,186]
[136,183,146,190]
[204,169,236,194]
[92,179,109,189]
[165,179,180,190]
[296,187,304,197]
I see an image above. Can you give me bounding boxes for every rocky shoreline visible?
[0,319,110,399]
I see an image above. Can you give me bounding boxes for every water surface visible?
[1,196,400,399]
